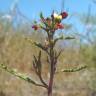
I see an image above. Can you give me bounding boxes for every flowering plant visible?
[0,11,87,96]
[31,11,86,96]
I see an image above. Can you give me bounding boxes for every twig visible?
[56,65,87,73]
[0,64,46,88]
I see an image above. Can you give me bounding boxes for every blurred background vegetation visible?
[0,0,96,96]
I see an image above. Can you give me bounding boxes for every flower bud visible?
[61,12,68,19]
[55,23,64,30]
[32,25,39,30]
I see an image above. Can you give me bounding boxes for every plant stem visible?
[48,63,54,96]
[48,35,55,96]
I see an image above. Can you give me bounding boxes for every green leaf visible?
[56,65,87,73]
[64,36,75,40]
[33,20,37,24]
[34,42,47,50]
[0,64,38,85]
[40,12,44,19]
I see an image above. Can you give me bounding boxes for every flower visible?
[55,23,64,30]
[52,13,62,21]
[61,12,68,19]
[32,11,67,31]
[32,25,39,30]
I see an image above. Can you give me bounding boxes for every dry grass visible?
[0,21,96,96]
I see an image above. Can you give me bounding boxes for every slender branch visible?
[33,52,48,89]
[34,42,49,55]
[0,64,46,88]
[24,37,34,45]
[55,65,87,73]
[25,37,49,55]
[56,49,64,59]
[38,75,48,89]
[33,61,48,89]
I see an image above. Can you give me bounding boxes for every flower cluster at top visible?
[32,11,68,32]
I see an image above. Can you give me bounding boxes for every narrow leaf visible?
[0,64,38,85]
[56,65,87,73]
[40,12,44,19]
[64,36,75,40]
